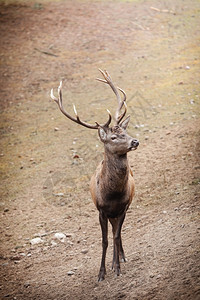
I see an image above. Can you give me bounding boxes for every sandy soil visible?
[0,0,200,299]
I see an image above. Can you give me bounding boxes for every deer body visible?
[51,69,139,281]
[90,124,138,281]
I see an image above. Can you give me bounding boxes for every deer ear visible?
[120,116,130,130]
[98,127,107,142]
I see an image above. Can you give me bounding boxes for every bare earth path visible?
[0,0,200,299]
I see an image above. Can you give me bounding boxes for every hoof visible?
[114,267,121,277]
[98,269,106,282]
[98,276,105,282]
[121,257,127,263]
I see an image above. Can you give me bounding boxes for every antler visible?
[96,69,127,125]
[51,81,112,129]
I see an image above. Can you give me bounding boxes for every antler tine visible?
[50,81,112,129]
[117,87,126,103]
[118,101,127,124]
[96,79,126,104]
[96,69,127,124]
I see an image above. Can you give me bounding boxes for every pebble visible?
[81,249,88,254]
[54,193,64,197]
[54,232,66,243]
[30,237,43,245]
[67,271,75,276]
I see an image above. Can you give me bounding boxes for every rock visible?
[67,271,75,276]
[54,233,66,243]
[30,237,43,245]
[81,249,88,254]
[53,193,64,197]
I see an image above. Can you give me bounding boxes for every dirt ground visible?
[0,0,200,299]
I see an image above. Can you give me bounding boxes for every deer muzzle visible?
[129,139,139,150]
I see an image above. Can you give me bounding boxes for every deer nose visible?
[131,139,139,148]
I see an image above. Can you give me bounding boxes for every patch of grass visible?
[190,178,200,185]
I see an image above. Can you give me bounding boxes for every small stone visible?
[81,249,88,254]
[30,237,43,245]
[54,127,59,131]
[185,65,190,69]
[162,211,167,214]
[4,208,9,212]
[54,233,66,243]
[53,193,64,197]
[67,271,75,276]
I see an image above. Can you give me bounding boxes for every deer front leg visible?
[111,233,126,270]
[119,234,126,262]
[98,211,108,282]
[110,213,126,276]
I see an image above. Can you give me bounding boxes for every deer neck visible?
[101,149,129,192]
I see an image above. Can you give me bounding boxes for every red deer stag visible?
[51,69,139,281]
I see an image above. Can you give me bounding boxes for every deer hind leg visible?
[98,211,108,282]
[109,213,126,276]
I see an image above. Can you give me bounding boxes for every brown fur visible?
[90,127,137,281]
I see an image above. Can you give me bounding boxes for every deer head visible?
[50,69,139,155]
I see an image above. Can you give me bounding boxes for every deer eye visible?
[111,135,117,140]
